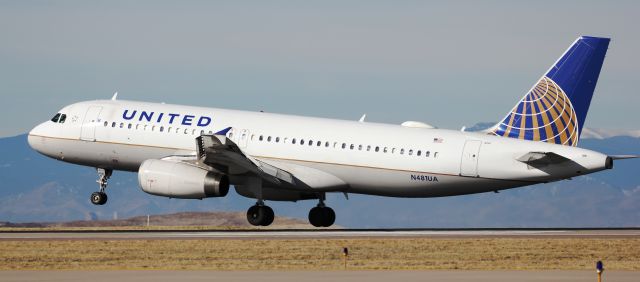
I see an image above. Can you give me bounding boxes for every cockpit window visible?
[51,113,61,123]
[59,114,67,124]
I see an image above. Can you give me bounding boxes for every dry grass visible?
[0,238,638,270]
[0,226,258,232]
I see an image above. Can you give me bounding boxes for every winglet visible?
[215,127,232,136]
[111,92,118,100]
[359,114,366,123]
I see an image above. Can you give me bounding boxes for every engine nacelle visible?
[138,159,229,199]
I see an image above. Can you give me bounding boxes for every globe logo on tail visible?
[492,76,579,146]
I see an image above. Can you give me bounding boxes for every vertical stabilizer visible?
[490,36,610,146]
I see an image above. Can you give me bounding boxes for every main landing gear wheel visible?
[90,168,112,206]
[247,204,275,226]
[308,206,335,227]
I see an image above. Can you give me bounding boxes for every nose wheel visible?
[90,191,108,205]
[90,168,112,206]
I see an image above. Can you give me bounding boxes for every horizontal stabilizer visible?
[517,152,571,166]
[609,155,640,160]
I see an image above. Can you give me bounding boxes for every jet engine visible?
[138,159,229,199]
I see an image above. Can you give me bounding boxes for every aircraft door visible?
[460,140,481,177]
[80,106,103,141]
[239,129,250,148]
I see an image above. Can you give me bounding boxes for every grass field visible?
[1,238,638,270]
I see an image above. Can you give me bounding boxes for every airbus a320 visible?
[28,36,638,227]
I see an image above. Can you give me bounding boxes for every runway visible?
[1,228,638,241]
[0,270,638,282]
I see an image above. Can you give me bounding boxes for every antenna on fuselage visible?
[111,92,118,100]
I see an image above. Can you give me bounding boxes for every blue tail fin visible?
[490,36,610,146]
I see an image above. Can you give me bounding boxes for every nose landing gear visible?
[90,168,112,205]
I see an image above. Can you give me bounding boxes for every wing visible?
[194,130,348,193]
[195,133,295,187]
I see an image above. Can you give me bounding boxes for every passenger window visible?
[434,152,439,158]
[104,121,108,127]
[200,130,204,135]
[136,124,140,130]
[384,147,388,153]
[317,141,321,147]
[191,129,196,135]
[358,144,363,151]
[325,141,329,147]
[308,140,313,146]
[367,145,371,151]
[284,137,288,143]
[350,144,355,150]
[128,124,132,129]
[300,139,304,145]
[59,114,67,124]
[176,128,180,133]
[160,126,164,132]
[144,125,148,131]
[417,150,421,156]
[51,113,61,123]
[333,142,338,148]
[276,137,280,143]
[425,151,430,157]
[251,134,255,141]
[342,143,346,149]
[112,122,116,128]
[392,148,396,154]
[259,135,264,141]
[184,129,188,134]
[267,136,272,142]
[292,138,296,144]
[120,123,124,128]
[375,146,380,152]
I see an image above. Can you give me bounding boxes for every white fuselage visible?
[28,100,611,199]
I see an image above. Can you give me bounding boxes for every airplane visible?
[27,36,638,227]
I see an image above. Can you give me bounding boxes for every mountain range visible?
[1,127,638,228]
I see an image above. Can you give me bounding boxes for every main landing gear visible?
[245,198,336,227]
[246,201,275,226]
[90,168,112,205]
[308,198,335,227]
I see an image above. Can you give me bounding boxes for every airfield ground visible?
[0,229,638,271]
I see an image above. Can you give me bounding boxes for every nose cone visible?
[27,122,47,154]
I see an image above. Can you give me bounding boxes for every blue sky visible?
[1,1,639,137]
